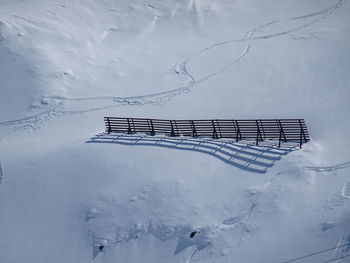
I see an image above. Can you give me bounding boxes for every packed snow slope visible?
[0,0,350,262]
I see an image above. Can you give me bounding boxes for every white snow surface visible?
[0,0,350,262]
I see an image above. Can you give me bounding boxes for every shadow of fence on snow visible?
[87,133,298,174]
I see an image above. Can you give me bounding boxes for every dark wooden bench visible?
[104,117,310,148]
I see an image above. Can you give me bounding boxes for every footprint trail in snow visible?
[0,0,346,134]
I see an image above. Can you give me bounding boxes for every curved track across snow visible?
[0,0,346,134]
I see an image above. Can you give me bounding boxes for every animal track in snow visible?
[321,191,348,212]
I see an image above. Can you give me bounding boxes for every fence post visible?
[127,118,132,134]
[234,120,241,142]
[170,120,176,137]
[259,119,265,139]
[276,119,281,147]
[149,119,155,136]
[298,119,306,148]
[107,117,111,134]
[212,120,218,139]
[216,119,222,138]
[256,120,263,146]
[191,120,197,137]
[278,120,287,143]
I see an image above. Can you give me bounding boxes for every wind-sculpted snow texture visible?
[0,0,350,263]
[86,183,259,261]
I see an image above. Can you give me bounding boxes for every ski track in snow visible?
[185,249,197,263]
[0,0,345,133]
[304,161,350,172]
[335,232,350,260]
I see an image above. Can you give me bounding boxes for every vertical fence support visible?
[149,119,155,136]
[298,119,307,148]
[216,120,222,138]
[256,120,263,146]
[106,117,111,134]
[234,120,242,142]
[190,120,197,137]
[259,120,265,139]
[170,120,176,137]
[212,120,218,139]
[127,118,132,134]
[276,120,282,147]
[278,120,287,145]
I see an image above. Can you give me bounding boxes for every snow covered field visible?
[0,0,350,262]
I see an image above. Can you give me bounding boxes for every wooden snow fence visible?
[104,117,310,148]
